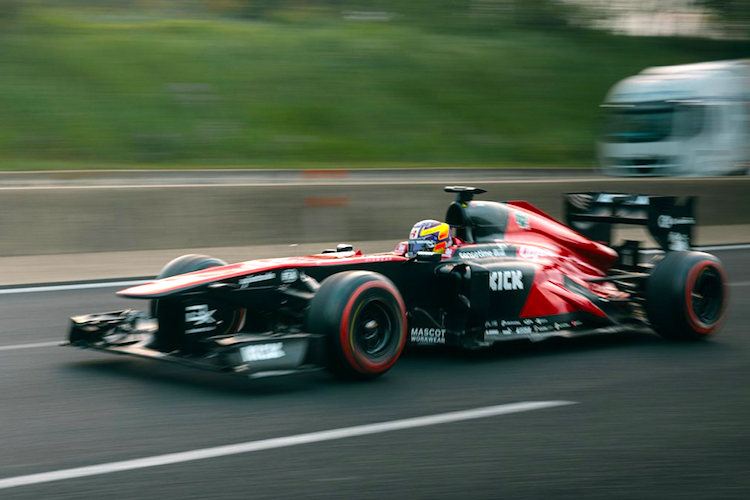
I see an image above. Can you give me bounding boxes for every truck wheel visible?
[645,251,728,340]
[150,254,243,353]
[306,271,406,380]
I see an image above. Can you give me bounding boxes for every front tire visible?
[306,271,407,380]
[150,254,243,353]
[645,251,728,340]
[150,254,228,318]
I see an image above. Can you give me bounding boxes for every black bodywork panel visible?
[68,188,667,377]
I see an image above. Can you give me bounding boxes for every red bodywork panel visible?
[505,201,618,272]
[119,252,409,299]
[501,202,617,318]
[119,200,622,324]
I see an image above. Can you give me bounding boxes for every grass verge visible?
[0,8,748,170]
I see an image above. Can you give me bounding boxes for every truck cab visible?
[598,59,750,177]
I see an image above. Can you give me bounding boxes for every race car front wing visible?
[66,310,327,378]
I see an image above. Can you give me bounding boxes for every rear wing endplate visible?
[564,192,696,252]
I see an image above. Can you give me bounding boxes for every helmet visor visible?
[407,239,435,256]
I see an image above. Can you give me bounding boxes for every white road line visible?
[0,242,747,295]
[0,401,575,490]
[730,281,750,287]
[640,243,750,255]
[0,280,150,295]
[0,176,747,190]
[694,243,750,252]
[0,341,60,352]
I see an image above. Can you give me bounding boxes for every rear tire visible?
[645,251,728,340]
[306,271,407,380]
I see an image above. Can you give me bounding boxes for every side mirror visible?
[415,251,442,263]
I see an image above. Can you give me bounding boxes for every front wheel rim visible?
[691,266,723,325]
[354,299,394,357]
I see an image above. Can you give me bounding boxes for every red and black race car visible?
[68,186,729,380]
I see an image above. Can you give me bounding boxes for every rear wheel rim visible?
[691,266,723,325]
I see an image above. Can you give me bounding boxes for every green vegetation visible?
[0,7,748,170]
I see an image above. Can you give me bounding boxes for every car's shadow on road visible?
[401,328,731,368]
[65,357,328,397]
[64,329,730,398]
[407,330,655,359]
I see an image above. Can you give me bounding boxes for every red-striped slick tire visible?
[645,251,729,340]
[306,271,407,380]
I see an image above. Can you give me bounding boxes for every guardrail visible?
[2,177,748,256]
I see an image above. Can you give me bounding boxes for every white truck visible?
[598,59,750,176]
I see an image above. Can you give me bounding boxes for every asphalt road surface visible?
[0,249,748,500]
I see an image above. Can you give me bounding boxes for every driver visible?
[407,219,453,257]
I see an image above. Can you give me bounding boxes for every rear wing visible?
[564,193,696,252]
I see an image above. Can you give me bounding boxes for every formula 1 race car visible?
[67,187,729,380]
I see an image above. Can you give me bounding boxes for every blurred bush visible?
[0,0,22,21]
[698,0,750,38]
[0,1,747,170]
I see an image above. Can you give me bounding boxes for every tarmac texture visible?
[0,248,747,499]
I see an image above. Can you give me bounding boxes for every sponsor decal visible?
[657,215,695,229]
[364,255,397,263]
[567,194,592,211]
[483,317,578,338]
[280,269,299,284]
[458,246,509,260]
[240,342,286,362]
[500,326,539,336]
[238,272,275,289]
[185,304,216,325]
[489,270,524,291]
[517,245,553,261]
[458,243,551,262]
[520,325,551,336]
[410,327,446,344]
[185,304,217,334]
[495,243,510,256]
[514,212,530,230]
[667,231,690,251]
[597,193,649,205]
[459,249,495,259]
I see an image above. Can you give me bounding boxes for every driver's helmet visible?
[408,219,452,256]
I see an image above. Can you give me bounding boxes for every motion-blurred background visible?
[1,0,748,170]
[1,4,750,500]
